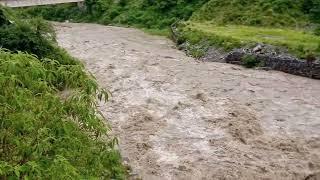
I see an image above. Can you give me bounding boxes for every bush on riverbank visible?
[20,0,207,33]
[22,0,320,29]
[0,6,125,179]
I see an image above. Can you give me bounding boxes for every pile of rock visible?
[225,44,320,79]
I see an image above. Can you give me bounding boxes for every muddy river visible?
[56,22,320,180]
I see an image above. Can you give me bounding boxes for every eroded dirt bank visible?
[55,22,320,180]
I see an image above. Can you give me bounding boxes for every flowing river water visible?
[55,22,320,180]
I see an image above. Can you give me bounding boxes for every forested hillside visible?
[23,0,207,29]
[23,0,320,58]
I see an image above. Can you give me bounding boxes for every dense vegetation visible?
[21,0,208,32]
[21,0,320,58]
[192,0,320,27]
[0,6,125,179]
[177,22,320,58]
[85,0,208,29]
[23,0,320,29]
[181,0,320,58]
[21,3,85,23]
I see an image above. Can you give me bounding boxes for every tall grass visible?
[0,6,125,179]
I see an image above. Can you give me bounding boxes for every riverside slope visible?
[55,22,320,180]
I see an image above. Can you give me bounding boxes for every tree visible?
[303,0,320,23]
[310,0,320,22]
[0,8,9,26]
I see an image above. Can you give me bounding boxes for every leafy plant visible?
[0,7,125,179]
[242,54,261,68]
[0,9,75,65]
[303,0,320,23]
[21,0,208,29]
[315,26,320,36]
[0,8,10,26]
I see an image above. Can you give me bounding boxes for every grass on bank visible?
[191,0,316,27]
[179,22,320,58]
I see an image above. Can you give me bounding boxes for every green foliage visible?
[1,20,51,58]
[91,0,208,28]
[177,22,320,58]
[317,42,320,52]
[192,0,315,27]
[177,22,244,52]
[0,6,125,179]
[315,26,320,36]
[20,3,86,22]
[22,0,208,29]
[20,0,320,58]
[22,0,320,29]
[0,50,125,179]
[242,54,260,68]
[0,8,77,65]
[303,0,320,23]
[0,8,10,26]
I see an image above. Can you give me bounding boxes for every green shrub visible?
[242,54,261,68]
[303,0,320,23]
[0,8,10,26]
[0,6,125,179]
[315,26,320,36]
[20,3,86,22]
[192,0,312,27]
[1,8,79,66]
[21,0,208,29]
[21,0,320,34]
[175,22,244,55]
[0,50,125,179]
[0,20,53,57]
